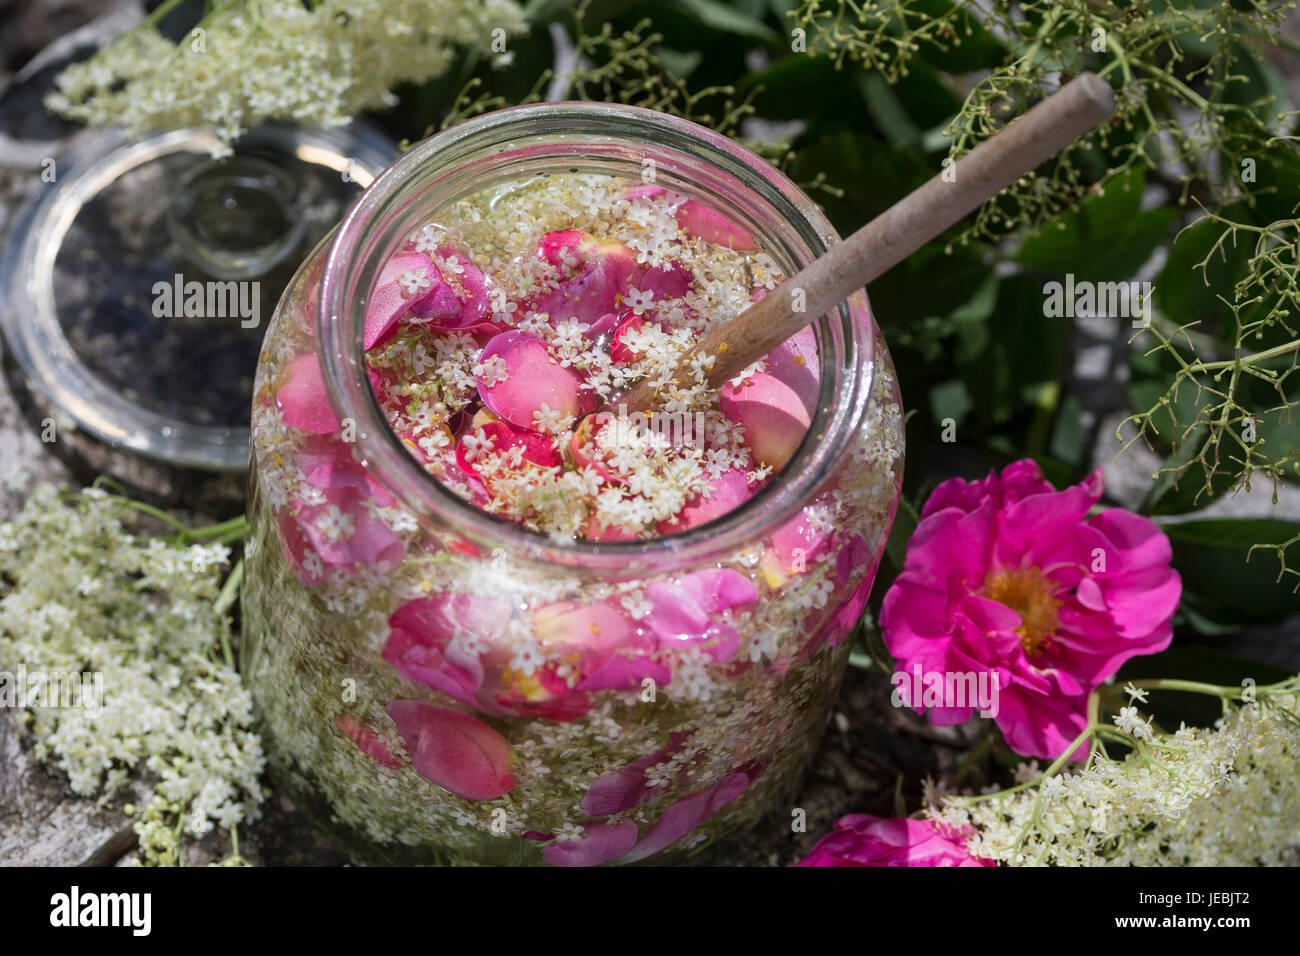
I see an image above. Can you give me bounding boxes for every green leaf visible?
[868,247,996,361]
[859,72,922,151]
[1156,211,1253,332]
[1163,518,1300,623]
[524,0,642,25]
[654,46,703,80]
[665,0,780,42]
[1125,341,1215,449]
[788,131,931,233]
[1014,167,1176,283]
[1223,40,1291,131]
[883,496,920,573]
[929,379,974,430]
[739,54,841,120]
[959,276,1069,430]
[1049,394,1088,468]
[1244,141,1300,223]
[910,0,1006,73]
[889,63,963,136]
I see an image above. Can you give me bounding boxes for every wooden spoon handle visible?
[618,72,1115,413]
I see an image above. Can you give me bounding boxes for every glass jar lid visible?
[1,121,395,471]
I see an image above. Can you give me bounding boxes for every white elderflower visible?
[509,643,544,678]
[553,821,586,843]
[48,0,528,156]
[929,680,1300,866]
[397,269,433,296]
[619,590,654,620]
[461,427,494,462]
[1122,682,1149,704]
[532,402,575,435]
[315,505,356,542]
[1114,705,1153,740]
[0,486,264,866]
[624,288,655,313]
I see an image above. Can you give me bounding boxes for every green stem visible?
[170,515,247,542]
[214,559,244,670]
[1125,676,1299,698]
[1024,380,1059,456]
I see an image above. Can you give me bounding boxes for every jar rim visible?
[317,102,877,572]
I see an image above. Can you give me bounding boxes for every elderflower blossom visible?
[47,0,527,157]
[928,686,1300,866]
[0,486,265,865]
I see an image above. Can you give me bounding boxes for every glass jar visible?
[241,103,905,866]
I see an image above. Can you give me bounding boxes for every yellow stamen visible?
[982,567,1060,655]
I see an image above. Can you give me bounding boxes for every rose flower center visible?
[982,567,1061,655]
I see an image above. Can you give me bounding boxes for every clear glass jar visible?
[241,103,905,865]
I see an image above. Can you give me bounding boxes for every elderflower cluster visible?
[367,173,777,540]
[0,486,265,865]
[47,0,527,157]
[928,685,1300,866]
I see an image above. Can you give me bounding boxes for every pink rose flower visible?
[798,815,993,867]
[880,459,1180,760]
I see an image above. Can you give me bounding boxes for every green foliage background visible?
[391,0,1300,645]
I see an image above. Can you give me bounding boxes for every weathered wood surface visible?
[1,0,1299,868]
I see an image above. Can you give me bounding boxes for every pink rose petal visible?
[382,594,504,709]
[335,713,404,768]
[276,353,339,434]
[619,771,750,862]
[641,262,694,300]
[657,467,757,534]
[675,200,755,250]
[408,246,494,333]
[580,732,692,816]
[719,371,813,471]
[622,185,755,250]
[533,229,643,325]
[541,819,639,867]
[476,330,581,429]
[455,420,561,484]
[386,700,516,801]
[577,655,671,693]
[643,568,758,661]
[609,311,647,364]
[364,250,437,350]
[532,599,641,655]
[763,325,821,418]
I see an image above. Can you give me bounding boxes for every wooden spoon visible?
[613,72,1116,414]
